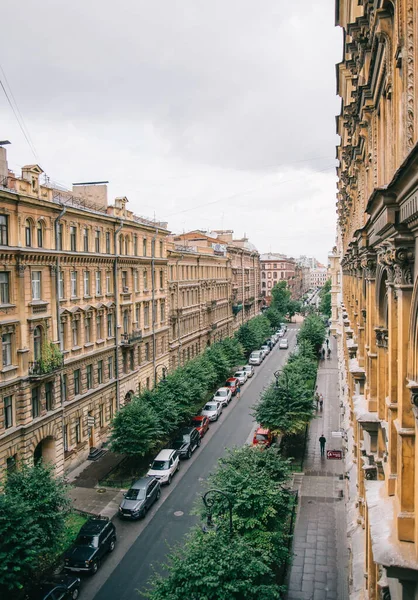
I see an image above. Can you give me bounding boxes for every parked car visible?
[249,351,263,365]
[172,426,201,459]
[191,415,210,437]
[252,427,274,448]
[280,323,287,332]
[147,449,180,484]
[29,573,81,600]
[260,344,271,356]
[118,477,161,519]
[233,370,248,385]
[201,400,223,421]
[213,387,232,406]
[64,517,116,575]
[277,329,285,338]
[225,377,240,395]
[279,338,289,349]
[266,339,274,350]
[241,364,255,378]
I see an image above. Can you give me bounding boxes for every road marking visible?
[173,511,184,517]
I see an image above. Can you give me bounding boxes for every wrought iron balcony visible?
[121,330,143,346]
[28,357,63,380]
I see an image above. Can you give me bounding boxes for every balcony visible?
[121,330,143,346]
[232,303,243,315]
[28,357,63,380]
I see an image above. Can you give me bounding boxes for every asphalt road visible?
[83,325,298,600]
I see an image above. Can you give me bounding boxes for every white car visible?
[202,400,223,421]
[241,365,255,378]
[234,371,248,385]
[261,345,270,356]
[147,449,180,485]
[279,338,289,349]
[213,387,232,407]
[277,330,285,338]
[249,351,263,365]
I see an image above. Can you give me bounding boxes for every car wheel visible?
[187,449,192,459]
[156,488,161,500]
[109,538,116,552]
[167,474,172,485]
[71,587,80,600]
[91,560,99,575]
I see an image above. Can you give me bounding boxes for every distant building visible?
[260,253,299,301]
[309,267,328,288]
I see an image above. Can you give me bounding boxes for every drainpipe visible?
[176,255,182,367]
[54,204,66,406]
[152,229,159,387]
[241,250,245,325]
[114,219,123,410]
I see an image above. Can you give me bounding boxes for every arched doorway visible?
[124,390,134,404]
[33,436,56,465]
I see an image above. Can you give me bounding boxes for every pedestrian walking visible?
[321,347,325,360]
[315,392,320,410]
[326,338,329,348]
[319,434,326,457]
[319,394,323,411]
[236,383,241,399]
[327,347,331,359]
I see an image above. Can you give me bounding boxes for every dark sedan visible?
[118,477,161,520]
[29,573,81,599]
[172,427,201,459]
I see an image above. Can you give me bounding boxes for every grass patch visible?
[56,512,88,555]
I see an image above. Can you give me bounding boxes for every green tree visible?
[319,279,332,317]
[264,307,283,329]
[236,315,271,355]
[287,299,301,322]
[297,314,326,352]
[270,281,291,315]
[110,396,162,456]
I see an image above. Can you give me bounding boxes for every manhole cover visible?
[173,511,184,517]
[97,488,107,494]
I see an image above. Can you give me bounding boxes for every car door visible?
[146,480,156,508]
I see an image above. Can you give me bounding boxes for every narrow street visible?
[79,325,299,600]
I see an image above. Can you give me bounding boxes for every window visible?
[58,271,65,299]
[123,310,129,334]
[135,304,140,325]
[99,404,104,428]
[85,316,91,343]
[95,230,101,253]
[25,220,32,247]
[98,360,103,384]
[143,270,148,290]
[84,271,90,296]
[0,272,10,304]
[33,327,42,360]
[106,271,112,294]
[133,270,139,292]
[96,314,103,340]
[144,302,149,327]
[74,369,80,395]
[133,235,138,256]
[125,237,129,255]
[0,215,8,245]
[146,377,150,389]
[105,231,111,253]
[108,356,113,379]
[159,270,164,288]
[63,424,69,452]
[145,342,150,362]
[143,238,147,256]
[36,222,43,247]
[72,320,79,347]
[109,398,114,420]
[70,226,77,251]
[75,416,81,444]
[57,223,63,250]
[31,271,41,300]
[159,240,163,257]
[122,271,128,290]
[107,313,113,337]
[61,374,68,402]
[83,228,89,252]
[6,455,17,474]
[70,271,77,297]
[95,271,102,295]
[160,300,165,323]
[45,382,53,411]
[4,396,13,428]
[31,387,40,418]
[86,364,93,389]
[119,235,123,255]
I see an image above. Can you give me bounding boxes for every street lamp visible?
[201,489,233,536]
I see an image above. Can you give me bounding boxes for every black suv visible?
[64,517,116,575]
[29,573,81,600]
[172,427,201,459]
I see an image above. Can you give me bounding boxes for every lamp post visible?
[201,489,233,536]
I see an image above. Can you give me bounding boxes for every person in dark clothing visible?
[319,434,326,457]
[319,394,323,411]
[321,348,326,359]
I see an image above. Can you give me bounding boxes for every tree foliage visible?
[270,281,291,314]
[236,315,271,356]
[297,314,326,352]
[110,396,163,456]
[319,279,332,317]
[264,307,283,329]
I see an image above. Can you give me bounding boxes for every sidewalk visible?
[286,337,349,600]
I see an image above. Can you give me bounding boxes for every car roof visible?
[192,415,205,421]
[226,377,238,382]
[242,365,252,368]
[130,477,153,490]
[234,370,245,373]
[80,518,111,535]
[215,387,229,392]
[255,427,270,435]
[204,401,218,406]
[154,449,176,460]
[178,426,195,435]
[281,338,288,342]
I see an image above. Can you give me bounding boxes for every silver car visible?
[118,477,161,519]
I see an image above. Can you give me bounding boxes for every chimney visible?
[0,145,8,184]
[72,181,108,210]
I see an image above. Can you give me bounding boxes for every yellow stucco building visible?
[336,1,418,597]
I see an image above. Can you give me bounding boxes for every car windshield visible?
[255,433,268,441]
[125,488,145,500]
[178,434,190,442]
[204,404,216,410]
[215,390,227,396]
[191,419,201,426]
[76,534,99,548]
[151,460,170,471]
[235,373,243,377]
[225,381,234,387]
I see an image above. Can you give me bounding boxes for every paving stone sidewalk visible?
[286,337,349,600]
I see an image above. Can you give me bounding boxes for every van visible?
[249,351,263,365]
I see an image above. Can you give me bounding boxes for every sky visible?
[1,0,342,264]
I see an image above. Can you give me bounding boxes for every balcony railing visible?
[121,330,143,346]
[28,357,63,379]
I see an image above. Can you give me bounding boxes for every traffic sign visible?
[327,449,343,460]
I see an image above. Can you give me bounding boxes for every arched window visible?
[37,221,43,248]
[33,326,42,360]
[124,236,129,255]
[119,235,124,255]
[25,220,32,247]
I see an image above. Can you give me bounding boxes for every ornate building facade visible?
[336,1,418,597]
[260,253,300,301]
[0,148,169,477]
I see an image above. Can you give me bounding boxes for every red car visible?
[252,427,274,448]
[190,415,210,438]
[225,377,240,395]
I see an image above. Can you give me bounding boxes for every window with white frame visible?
[70,271,77,297]
[2,333,12,367]
[0,272,10,304]
[31,271,41,300]
[58,271,65,299]
[72,319,79,347]
[133,270,139,292]
[70,226,77,251]
[96,271,102,295]
[83,228,89,252]
[106,271,112,294]
[4,395,13,428]
[84,271,90,296]
[0,215,8,246]
[107,313,113,338]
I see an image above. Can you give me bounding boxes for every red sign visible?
[327,450,343,460]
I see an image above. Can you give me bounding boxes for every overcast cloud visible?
[1,0,341,263]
